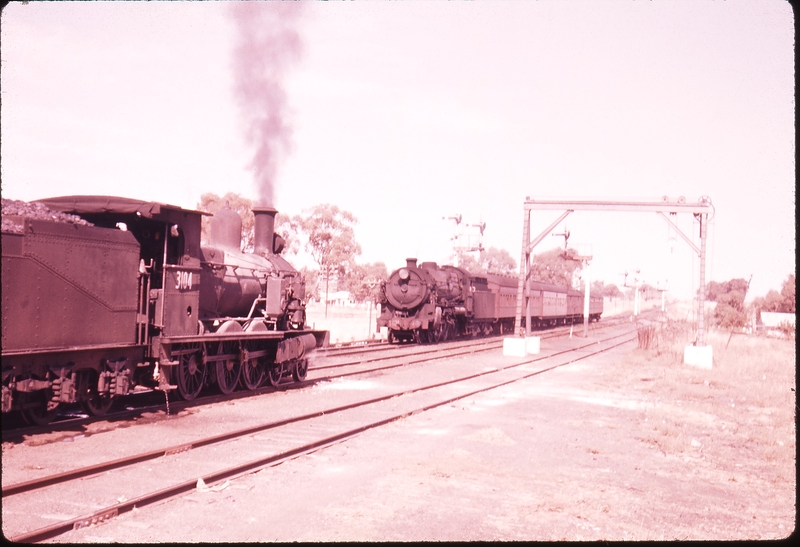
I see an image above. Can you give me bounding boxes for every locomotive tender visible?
[377,258,603,343]
[1,196,328,424]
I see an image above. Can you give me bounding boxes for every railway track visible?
[2,320,639,542]
[1,314,637,441]
[2,318,626,442]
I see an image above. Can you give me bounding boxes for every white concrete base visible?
[684,345,713,369]
[503,337,540,357]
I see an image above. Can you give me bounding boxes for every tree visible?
[706,277,750,329]
[752,274,795,315]
[296,204,361,316]
[479,247,517,275]
[275,213,301,256]
[529,247,583,287]
[779,274,795,313]
[342,262,388,303]
[602,283,623,298]
[457,254,482,274]
[455,247,517,276]
[640,283,657,300]
[298,266,320,302]
[705,278,749,302]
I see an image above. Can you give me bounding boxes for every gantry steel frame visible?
[514,197,714,345]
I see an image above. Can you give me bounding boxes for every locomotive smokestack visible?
[253,207,278,255]
[406,258,417,268]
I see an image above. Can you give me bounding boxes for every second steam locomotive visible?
[377,258,603,343]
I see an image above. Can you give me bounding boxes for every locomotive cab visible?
[37,196,207,342]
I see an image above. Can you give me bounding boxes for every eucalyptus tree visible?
[296,204,361,317]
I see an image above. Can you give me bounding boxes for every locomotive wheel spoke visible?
[292,359,308,382]
[83,393,114,417]
[240,357,264,391]
[176,346,205,401]
[215,342,241,395]
[82,371,114,417]
[19,380,58,426]
[23,406,58,426]
[267,364,282,387]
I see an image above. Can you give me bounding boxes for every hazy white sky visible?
[1,1,794,301]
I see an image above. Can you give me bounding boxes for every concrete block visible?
[684,345,713,369]
[503,337,540,356]
[503,337,527,357]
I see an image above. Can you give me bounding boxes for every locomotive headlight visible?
[399,268,410,281]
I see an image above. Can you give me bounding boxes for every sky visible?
[1,0,795,302]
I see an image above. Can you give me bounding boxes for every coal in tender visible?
[1,198,93,234]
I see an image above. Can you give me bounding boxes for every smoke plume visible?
[230,2,304,207]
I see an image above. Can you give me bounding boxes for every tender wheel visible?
[23,405,59,426]
[18,378,58,426]
[240,356,265,391]
[215,341,241,395]
[83,393,114,417]
[177,346,206,401]
[292,359,308,382]
[266,364,282,387]
[82,371,114,417]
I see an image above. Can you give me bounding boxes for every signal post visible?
[511,196,714,368]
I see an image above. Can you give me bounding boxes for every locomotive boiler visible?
[1,196,328,425]
[377,258,603,344]
[199,205,306,332]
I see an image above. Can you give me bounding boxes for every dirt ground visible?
[26,319,794,543]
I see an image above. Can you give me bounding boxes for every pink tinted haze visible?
[0,1,794,301]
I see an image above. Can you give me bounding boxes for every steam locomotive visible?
[377,258,603,343]
[1,196,328,425]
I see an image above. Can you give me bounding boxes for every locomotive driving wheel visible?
[176,344,205,401]
[240,344,265,391]
[292,359,308,382]
[266,364,282,387]
[215,341,242,395]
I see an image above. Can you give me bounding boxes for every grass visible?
[617,316,796,486]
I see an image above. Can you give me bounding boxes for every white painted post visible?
[583,262,590,337]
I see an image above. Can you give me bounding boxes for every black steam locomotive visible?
[377,258,603,344]
[1,196,328,425]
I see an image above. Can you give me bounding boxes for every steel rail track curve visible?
[3,327,633,498]
[5,328,637,542]
[2,315,632,441]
